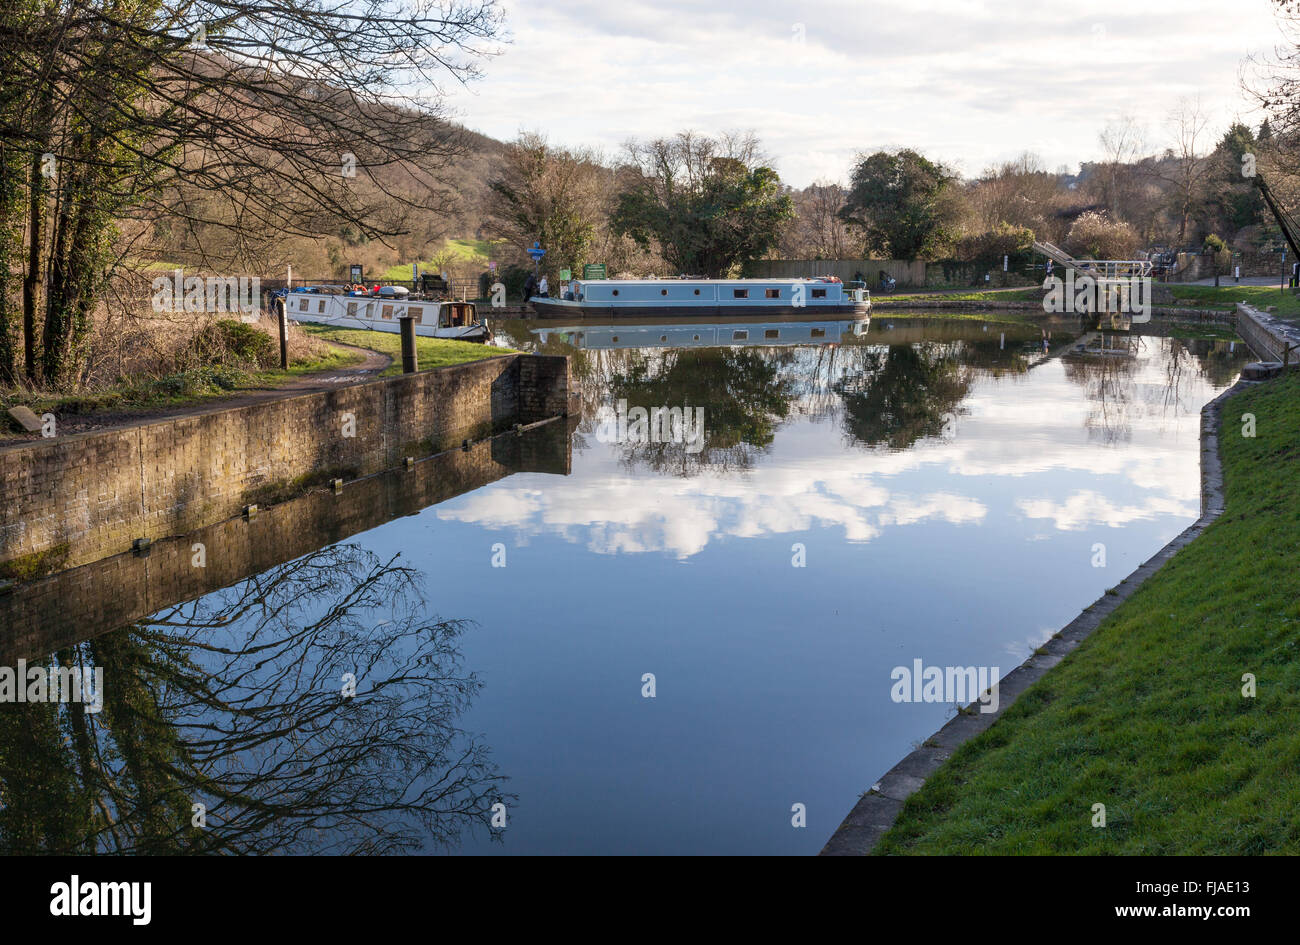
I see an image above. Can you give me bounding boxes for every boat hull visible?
[529,299,871,319]
[290,313,490,342]
[279,290,490,342]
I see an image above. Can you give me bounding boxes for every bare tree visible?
[485,132,608,281]
[1159,98,1212,245]
[1096,116,1149,220]
[781,180,852,259]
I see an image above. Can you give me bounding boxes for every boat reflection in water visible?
[530,314,871,351]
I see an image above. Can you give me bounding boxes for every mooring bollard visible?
[276,298,289,370]
[400,315,418,373]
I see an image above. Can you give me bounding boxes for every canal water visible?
[0,316,1250,855]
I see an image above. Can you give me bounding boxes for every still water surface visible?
[1,316,1249,854]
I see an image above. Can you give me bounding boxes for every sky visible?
[440,0,1287,186]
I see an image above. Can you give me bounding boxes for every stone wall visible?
[0,419,574,662]
[0,354,569,574]
[1236,303,1300,363]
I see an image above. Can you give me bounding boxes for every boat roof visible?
[575,278,841,284]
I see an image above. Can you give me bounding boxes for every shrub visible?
[954,222,1036,268]
[479,263,533,302]
[189,319,276,369]
[1064,211,1139,260]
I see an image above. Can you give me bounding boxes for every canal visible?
[0,316,1250,854]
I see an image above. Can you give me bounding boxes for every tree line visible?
[484,104,1289,289]
[4,1,1300,395]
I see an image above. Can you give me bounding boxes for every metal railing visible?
[1033,241,1153,278]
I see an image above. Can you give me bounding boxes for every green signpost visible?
[582,263,607,280]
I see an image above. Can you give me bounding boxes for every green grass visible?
[381,238,506,281]
[884,287,1041,303]
[872,309,1032,325]
[1,347,364,429]
[299,324,517,375]
[1168,284,1300,319]
[1166,322,1242,342]
[875,372,1300,855]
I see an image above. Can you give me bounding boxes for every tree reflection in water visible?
[834,343,973,451]
[0,545,509,854]
[606,347,794,474]
[1061,341,1139,446]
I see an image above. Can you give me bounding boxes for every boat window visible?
[811,327,825,338]
[765,329,779,339]
[733,330,748,340]
[661,289,668,296]
[299,299,309,311]
[693,334,700,341]
[660,335,667,342]
[318,300,326,313]
[347,302,358,316]
[733,289,748,299]
[811,288,827,299]
[382,305,394,319]
[408,306,423,323]
[694,289,700,295]
[765,289,780,299]
[612,289,619,296]
[611,336,618,343]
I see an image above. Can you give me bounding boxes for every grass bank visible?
[884,288,1041,304]
[299,324,517,375]
[1,346,363,434]
[1168,284,1300,319]
[875,371,1300,854]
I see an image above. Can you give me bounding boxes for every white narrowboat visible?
[278,285,491,342]
[529,278,870,318]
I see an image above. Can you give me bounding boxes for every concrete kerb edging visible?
[818,378,1252,857]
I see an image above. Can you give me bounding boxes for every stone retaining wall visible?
[0,354,570,575]
[1235,303,1300,363]
[0,420,573,662]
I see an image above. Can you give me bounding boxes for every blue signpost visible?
[527,242,546,274]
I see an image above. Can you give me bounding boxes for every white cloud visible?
[435,337,1226,556]
[443,0,1281,185]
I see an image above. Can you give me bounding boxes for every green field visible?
[299,324,517,375]
[381,238,506,281]
[875,372,1300,854]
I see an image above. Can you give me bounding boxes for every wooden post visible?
[400,316,418,373]
[276,298,289,369]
